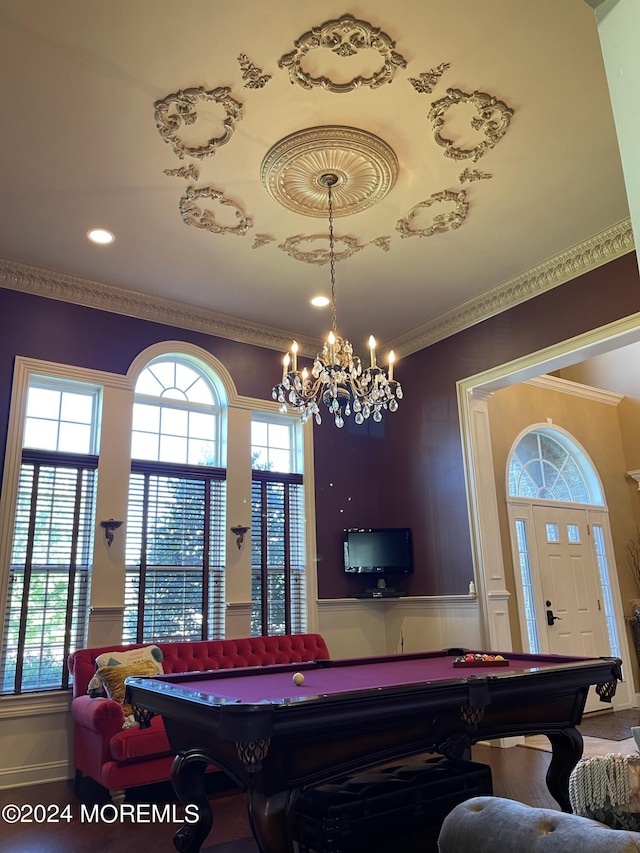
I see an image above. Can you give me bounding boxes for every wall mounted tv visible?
[343,528,413,575]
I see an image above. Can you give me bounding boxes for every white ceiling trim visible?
[0,217,634,358]
[526,374,624,405]
[391,218,635,355]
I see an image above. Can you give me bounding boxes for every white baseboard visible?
[0,760,72,790]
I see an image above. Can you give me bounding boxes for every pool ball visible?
[292,672,305,686]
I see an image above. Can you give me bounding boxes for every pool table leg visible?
[170,750,213,853]
[247,788,296,853]
[546,727,583,812]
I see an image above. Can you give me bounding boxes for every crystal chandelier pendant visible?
[271,173,402,428]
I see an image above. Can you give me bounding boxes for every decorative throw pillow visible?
[87,645,164,697]
[95,660,157,716]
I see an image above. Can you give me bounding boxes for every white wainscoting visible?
[317,595,482,658]
[0,693,73,789]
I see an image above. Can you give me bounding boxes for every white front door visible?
[533,505,610,711]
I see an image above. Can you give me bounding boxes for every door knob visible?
[546,608,561,626]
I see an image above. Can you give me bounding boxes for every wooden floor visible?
[0,744,555,853]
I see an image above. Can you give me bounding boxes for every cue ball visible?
[293,672,305,686]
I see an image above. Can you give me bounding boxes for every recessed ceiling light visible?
[87,228,115,245]
[311,296,330,307]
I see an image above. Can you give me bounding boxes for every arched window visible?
[131,356,222,466]
[123,356,226,643]
[508,428,604,505]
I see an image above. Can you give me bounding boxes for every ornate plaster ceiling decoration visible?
[409,63,451,94]
[164,165,200,181]
[179,187,253,236]
[278,14,407,93]
[252,234,276,250]
[429,88,514,162]
[278,234,365,265]
[0,1,631,356]
[154,86,243,159]
[459,168,493,184]
[396,190,470,239]
[237,54,271,89]
[370,237,391,252]
[261,126,399,218]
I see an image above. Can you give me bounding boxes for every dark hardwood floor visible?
[0,745,555,853]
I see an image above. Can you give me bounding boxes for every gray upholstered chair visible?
[437,796,640,852]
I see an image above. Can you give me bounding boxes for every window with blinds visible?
[251,471,306,636]
[123,357,226,643]
[123,462,226,643]
[1,450,97,693]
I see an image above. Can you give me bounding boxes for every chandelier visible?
[272,173,402,428]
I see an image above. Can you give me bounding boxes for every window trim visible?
[0,348,319,696]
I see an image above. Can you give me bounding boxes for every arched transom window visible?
[132,357,221,466]
[508,428,604,505]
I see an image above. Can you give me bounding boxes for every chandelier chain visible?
[328,182,337,335]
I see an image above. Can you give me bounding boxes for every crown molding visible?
[0,217,634,359]
[526,373,624,405]
[389,218,635,357]
[0,258,318,356]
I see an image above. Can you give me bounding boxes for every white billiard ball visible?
[292,672,305,686]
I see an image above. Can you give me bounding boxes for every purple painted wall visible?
[314,252,640,598]
[1,252,639,601]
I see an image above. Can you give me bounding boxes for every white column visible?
[88,385,134,646]
[465,388,513,651]
[224,406,253,637]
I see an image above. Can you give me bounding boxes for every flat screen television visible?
[343,527,413,575]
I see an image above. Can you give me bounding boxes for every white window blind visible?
[123,461,226,643]
[251,471,305,636]
[1,450,96,693]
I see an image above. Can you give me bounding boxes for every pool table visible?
[125,648,621,853]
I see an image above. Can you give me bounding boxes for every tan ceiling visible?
[0,0,631,359]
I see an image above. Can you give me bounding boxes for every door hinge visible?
[587,524,591,535]
[598,599,601,611]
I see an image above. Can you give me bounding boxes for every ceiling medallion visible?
[179,186,252,236]
[429,88,514,162]
[396,190,469,238]
[278,14,407,93]
[261,126,398,218]
[278,234,364,266]
[154,86,243,159]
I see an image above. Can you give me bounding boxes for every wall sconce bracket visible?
[100,518,124,547]
[230,525,250,549]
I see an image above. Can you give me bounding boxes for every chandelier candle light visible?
[272,174,402,428]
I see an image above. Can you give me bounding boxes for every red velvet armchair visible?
[68,633,330,803]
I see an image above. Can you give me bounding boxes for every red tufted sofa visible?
[68,633,330,803]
